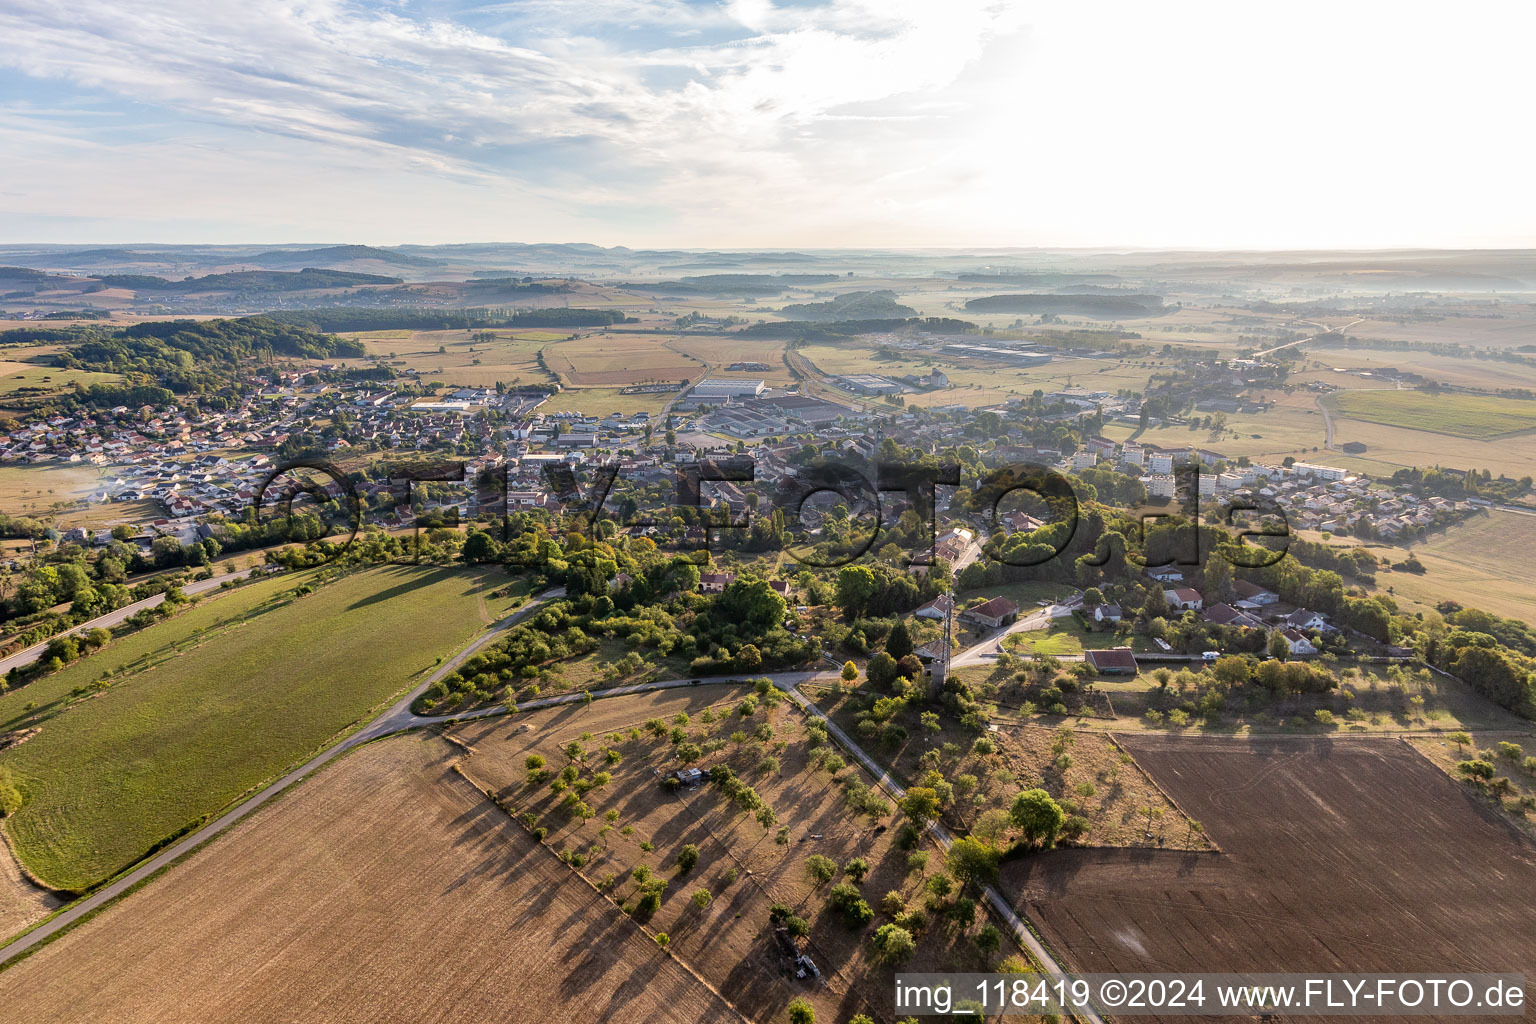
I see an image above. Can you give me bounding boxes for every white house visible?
[1232,580,1278,606]
[1280,628,1318,656]
[1164,587,1204,611]
[915,594,954,620]
[1284,608,1333,632]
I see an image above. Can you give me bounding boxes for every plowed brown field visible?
[1006,735,1536,1022]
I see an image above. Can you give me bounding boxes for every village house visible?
[1280,628,1319,656]
[960,596,1019,630]
[1164,587,1204,611]
[915,594,954,620]
[1085,647,1138,674]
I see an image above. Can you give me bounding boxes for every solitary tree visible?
[1010,789,1065,848]
[805,854,838,887]
[945,837,1000,890]
[872,923,916,962]
[898,787,942,830]
[1267,630,1290,662]
[786,998,816,1024]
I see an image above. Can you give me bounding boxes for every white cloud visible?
[0,0,1531,246]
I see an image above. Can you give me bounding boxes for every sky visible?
[0,0,1532,249]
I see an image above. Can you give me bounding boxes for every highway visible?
[1249,317,1365,359]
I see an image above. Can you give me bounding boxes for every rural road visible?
[1250,317,1365,359]
[1,587,1102,1024]
[0,567,257,677]
[0,586,564,965]
[772,680,1107,1024]
[951,598,1076,667]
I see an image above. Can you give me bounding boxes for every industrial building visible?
[689,378,766,401]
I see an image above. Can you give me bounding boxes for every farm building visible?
[1164,588,1204,611]
[1086,648,1139,674]
[960,596,1019,630]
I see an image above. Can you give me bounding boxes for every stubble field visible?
[544,333,703,386]
[0,733,743,1023]
[451,685,1036,1024]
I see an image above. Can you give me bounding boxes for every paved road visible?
[774,680,1106,1024]
[951,594,1080,667]
[1251,317,1365,359]
[1,592,1102,1023]
[0,568,257,677]
[0,587,563,965]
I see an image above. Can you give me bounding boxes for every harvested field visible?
[348,328,552,387]
[0,463,105,516]
[1371,511,1536,626]
[0,837,57,941]
[539,387,673,418]
[544,334,702,386]
[1008,735,1536,1021]
[452,685,1032,1024]
[0,734,742,1023]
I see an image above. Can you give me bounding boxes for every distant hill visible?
[99,268,402,292]
[963,293,1165,317]
[53,248,150,266]
[248,245,442,269]
[622,273,841,296]
[957,272,1125,287]
[778,290,915,321]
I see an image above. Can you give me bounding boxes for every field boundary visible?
[1395,735,1536,846]
[450,757,755,1024]
[1104,731,1224,853]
